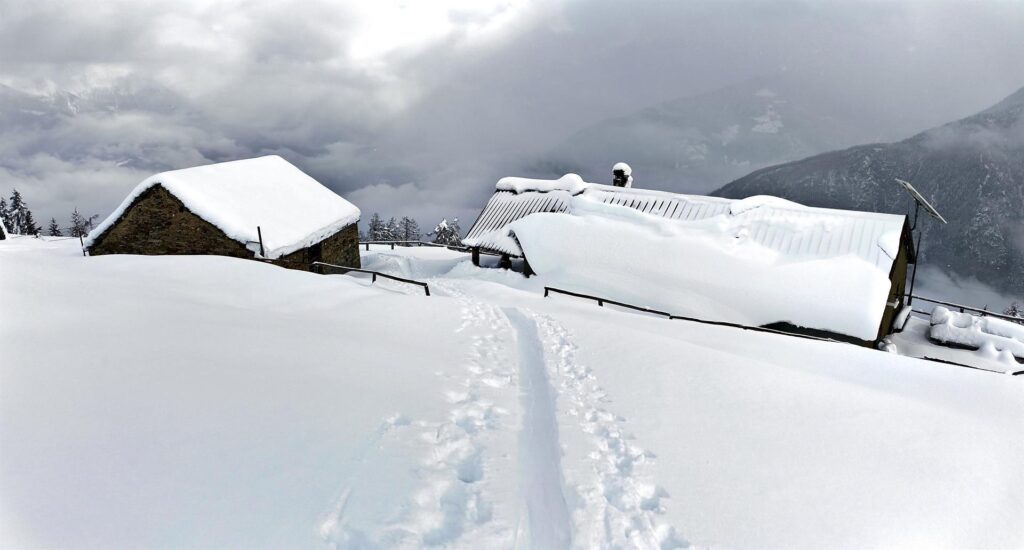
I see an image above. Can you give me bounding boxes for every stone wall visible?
[88,185,251,258]
[89,184,361,272]
[278,223,361,271]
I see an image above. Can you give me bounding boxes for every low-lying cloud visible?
[3,0,1024,231]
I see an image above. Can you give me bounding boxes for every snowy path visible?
[531,314,686,550]
[319,281,520,548]
[435,282,684,549]
[503,308,573,548]
[320,278,681,548]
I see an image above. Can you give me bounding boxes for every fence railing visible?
[906,294,1023,323]
[543,287,840,343]
[545,286,1022,375]
[312,261,431,296]
[544,287,674,318]
[360,240,469,252]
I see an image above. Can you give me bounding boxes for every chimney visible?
[612,162,633,188]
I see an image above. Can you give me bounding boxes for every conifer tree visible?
[7,189,38,235]
[48,217,62,237]
[385,217,399,242]
[1005,302,1024,324]
[22,208,39,236]
[399,216,421,242]
[0,197,10,230]
[430,217,463,246]
[448,217,462,240]
[70,208,90,238]
[367,213,385,241]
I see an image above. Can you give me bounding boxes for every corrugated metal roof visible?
[463,182,908,271]
[463,191,573,255]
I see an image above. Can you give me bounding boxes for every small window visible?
[308,242,322,263]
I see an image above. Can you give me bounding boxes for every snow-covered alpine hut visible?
[86,156,361,270]
[463,174,915,346]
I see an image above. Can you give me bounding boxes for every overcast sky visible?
[2,0,1024,230]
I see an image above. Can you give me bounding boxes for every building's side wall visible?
[89,185,361,272]
[89,185,252,258]
[277,223,361,271]
[877,244,911,341]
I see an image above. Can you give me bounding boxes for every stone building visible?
[86,155,361,270]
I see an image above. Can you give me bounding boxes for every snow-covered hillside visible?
[714,85,1024,295]
[2,238,1023,548]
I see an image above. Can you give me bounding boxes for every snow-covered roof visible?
[464,175,910,270]
[464,175,912,341]
[86,156,360,259]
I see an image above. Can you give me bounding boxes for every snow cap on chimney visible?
[612,162,633,188]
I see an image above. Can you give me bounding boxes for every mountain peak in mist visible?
[714,85,1024,294]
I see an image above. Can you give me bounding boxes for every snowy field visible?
[2,237,1023,548]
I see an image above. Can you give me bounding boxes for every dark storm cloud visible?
[2,0,1024,229]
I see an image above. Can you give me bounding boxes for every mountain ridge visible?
[714,86,1024,293]
[530,75,962,193]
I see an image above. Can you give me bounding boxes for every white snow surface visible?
[888,316,1021,373]
[727,194,805,215]
[929,306,1024,360]
[495,173,587,195]
[509,194,895,341]
[84,155,360,259]
[3,239,1023,549]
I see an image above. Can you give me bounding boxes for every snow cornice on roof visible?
[468,173,909,269]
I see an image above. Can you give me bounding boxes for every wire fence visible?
[906,294,1023,323]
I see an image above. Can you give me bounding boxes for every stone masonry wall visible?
[278,223,361,271]
[88,185,251,258]
[89,184,361,272]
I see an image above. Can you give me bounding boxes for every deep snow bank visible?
[3,239,1023,549]
[510,196,893,340]
[0,241,480,548]
[930,306,1024,360]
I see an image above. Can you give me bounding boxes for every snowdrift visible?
[510,193,895,341]
[930,306,1024,361]
[3,239,1022,548]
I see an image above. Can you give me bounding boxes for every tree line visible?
[362,213,462,246]
[0,189,98,237]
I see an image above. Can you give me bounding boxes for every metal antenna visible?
[895,178,947,225]
[895,178,947,306]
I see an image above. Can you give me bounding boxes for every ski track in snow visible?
[531,314,688,550]
[322,279,684,548]
[503,308,573,548]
